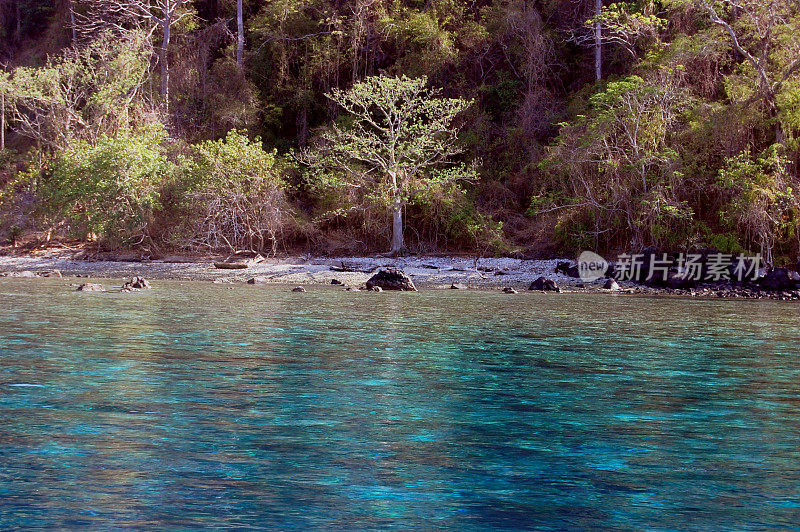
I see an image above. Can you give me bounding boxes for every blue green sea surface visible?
[1,278,799,529]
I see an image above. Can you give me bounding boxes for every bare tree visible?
[77,0,191,109]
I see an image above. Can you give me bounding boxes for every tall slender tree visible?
[594,0,602,80]
[236,0,243,67]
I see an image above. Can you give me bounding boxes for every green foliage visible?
[590,2,667,57]
[40,125,170,243]
[5,32,151,149]
[181,130,291,254]
[301,74,476,251]
[3,0,800,257]
[538,72,695,250]
[717,145,800,262]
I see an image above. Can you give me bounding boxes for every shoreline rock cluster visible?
[2,251,800,300]
[545,250,800,300]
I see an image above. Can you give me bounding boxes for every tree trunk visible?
[69,0,76,44]
[1,91,5,152]
[236,0,244,67]
[594,0,602,81]
[296,106,308,146]
[15,0,21,43]
[391,199,404,254]
[161,15,170,108]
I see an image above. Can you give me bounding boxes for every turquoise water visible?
[1,278,800,529]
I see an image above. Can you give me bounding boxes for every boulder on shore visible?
[247,276,269,284]
[366,268,417,291]
[603,279,620,290]
[528,277,560,292]
[502,286,518,294]
[292,286,307,292]
[76,283,105,292]
[450,283,468,290]
[555,261,580,278]
[666,272,696,290]
[1,270,37,278]
[760,268,797,291]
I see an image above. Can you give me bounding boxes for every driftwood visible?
[329,261,382,274]
[214,262,250,269]
[213,252,265,269]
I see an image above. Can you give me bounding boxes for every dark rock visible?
[369,286,383,292]
[450,283,468,290]
[729,257,759,284]
[576,283,586,289]
[366,268,417,291]
[502,287,518,294]
[292,286,307,292]
[122,277,151,290]
[76,283,104,292]
[345,286,360,291]
[528,277,560,292]
[494,269,509,276]
[760,268,797,291]
[666,272,696,290]
[555,261,580,278]
[330,279,343,285]
[247,276,269,284]
[603,279,620,290]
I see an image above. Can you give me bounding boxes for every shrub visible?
[182,130,292,254]
[39,125,170,245]
[717,145,800,264]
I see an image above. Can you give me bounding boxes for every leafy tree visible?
[537,73,693,250]
[718,144,800,264]
[5,31,150,149]
[77,0,194,108]
[696,0,800,142]
[301,75,475,254]
[37,124,170,244]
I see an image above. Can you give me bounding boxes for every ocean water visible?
[1,278,799,529]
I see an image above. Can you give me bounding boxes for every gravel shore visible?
[3,252,799,299]
[0,253,586,290]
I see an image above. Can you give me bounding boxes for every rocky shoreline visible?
[1,251,799,299]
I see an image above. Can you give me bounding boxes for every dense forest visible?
[0,0,798,262]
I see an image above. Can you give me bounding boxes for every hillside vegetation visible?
[0,0,798,262]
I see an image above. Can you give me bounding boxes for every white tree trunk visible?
[69,0,77,44]
[161,14,170,107]
[391,199,404,254]
[594,0,602,81]
[236,0,244,67]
